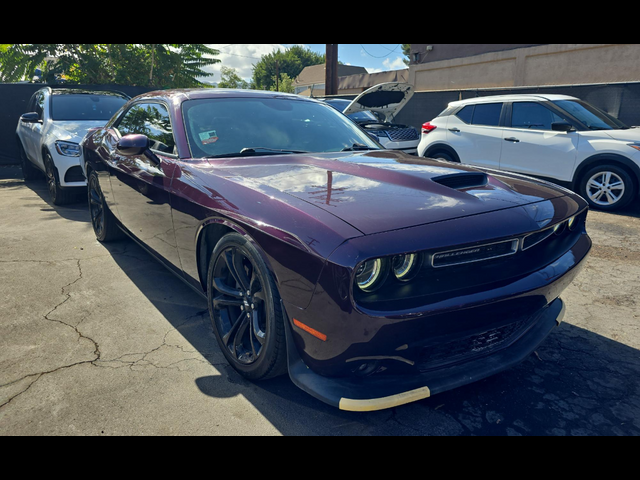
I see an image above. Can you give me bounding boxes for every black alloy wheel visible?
[88,171,122,242]
[18,140,38,181]
[89,173,105,239]
[207,233,287,381]
[44,152,74,205]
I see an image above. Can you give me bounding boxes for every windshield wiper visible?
[240,147,309,155]
[206,147,309,159]
[341,143,377,152]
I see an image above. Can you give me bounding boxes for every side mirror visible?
[551,122,575,133]
[20,112,41,124]
[116,134,150,156]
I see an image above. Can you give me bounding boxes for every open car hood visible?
[343,82,415,123]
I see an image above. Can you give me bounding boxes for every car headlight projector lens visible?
[568,216,577,231]
[392,253,420,281]
[355,259,385,292]
[55,141,81,157]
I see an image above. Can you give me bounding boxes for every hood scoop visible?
[432,172,488,191]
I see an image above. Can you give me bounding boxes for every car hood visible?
[207,150,567,235]
[343,83,414,123]
[597,127,640,142]
[50,120,109,143]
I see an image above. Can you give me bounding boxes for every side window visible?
[34,92,46,120]
[116,102,176,155]
[455,105,474,124]
[511,102,565,131]
[471,103,503,127]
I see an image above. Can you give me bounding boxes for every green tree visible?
[252,45,325,91]
[217,66,250,89]
[402,44,411,66]
[270,73,294,93]
[0,44,220,88]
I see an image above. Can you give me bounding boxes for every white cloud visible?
[382,56,406,71]
[203,44,289,83]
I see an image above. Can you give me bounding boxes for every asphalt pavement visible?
[1,165,639,436]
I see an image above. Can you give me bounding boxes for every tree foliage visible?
[402,44,411,66]
[251,45,325,91]
[0,44,220,88]
[217,66,250,89]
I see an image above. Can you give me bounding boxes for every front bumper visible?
[285,298,566,412]
[49,148,87,188]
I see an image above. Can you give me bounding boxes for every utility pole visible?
[325,44,338,96]
[276,59,279,92]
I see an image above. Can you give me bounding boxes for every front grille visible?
[64,166,86,183]
[417,318,531,372]
[432,239,518,268]
[386,127,419,142]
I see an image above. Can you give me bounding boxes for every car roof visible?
[448,94,578,107]
[135,88,318,103]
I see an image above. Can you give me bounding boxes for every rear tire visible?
[18,140,39,181]
[427,150,458,163]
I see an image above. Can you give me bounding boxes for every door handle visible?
[505,137,520,143]
[449,128,461,133]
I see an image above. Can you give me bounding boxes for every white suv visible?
[16,87,129,205]
[418,94,640,211]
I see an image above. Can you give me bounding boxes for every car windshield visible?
[325,99,381,123]
[553,100,629,130]
[182,97,381,158]
[51,93,128,121]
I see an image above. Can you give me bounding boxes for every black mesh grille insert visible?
[64,166,86,183]
[417,318,531,372]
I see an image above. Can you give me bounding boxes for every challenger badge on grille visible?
[432,239,519,268]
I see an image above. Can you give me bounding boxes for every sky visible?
[203,44,407,84]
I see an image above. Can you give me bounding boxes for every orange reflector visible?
[293,319,327,342]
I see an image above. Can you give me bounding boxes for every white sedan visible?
[16,87,128,205]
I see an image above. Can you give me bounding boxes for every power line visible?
[377,44,402,54]
[360,44,400,58]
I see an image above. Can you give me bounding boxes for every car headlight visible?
[568,216,577,231]
[392,253,421,282]
[355,259,386,292]
[55,141,81,157]
[553,221,567,236]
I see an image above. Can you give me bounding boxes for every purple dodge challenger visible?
[81,89,591,412]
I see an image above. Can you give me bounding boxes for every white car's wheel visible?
[579,165,636,211]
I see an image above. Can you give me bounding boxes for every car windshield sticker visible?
[199,130,219,145]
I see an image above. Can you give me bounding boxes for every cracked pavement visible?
[1,165,639,436]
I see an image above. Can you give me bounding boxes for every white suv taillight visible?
[422,122,437,134]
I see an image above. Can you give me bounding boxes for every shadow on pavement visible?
[103,238,640,436]
[0,165,89,223]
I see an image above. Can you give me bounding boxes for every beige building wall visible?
[409,44,640,92]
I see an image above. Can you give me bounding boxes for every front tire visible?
[44,152,75,205]
[88,170,123,242]
[579,165,636,211]
[207,233,287,381]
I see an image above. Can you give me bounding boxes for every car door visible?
[499,101,579,182]
[109,101,182,272]
[22,90,47,168]
[446,102,505,169]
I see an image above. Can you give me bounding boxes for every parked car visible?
[81,89,591,411]
[418,94,640,211]
[323,82,420,155]
[16,87,129,205]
